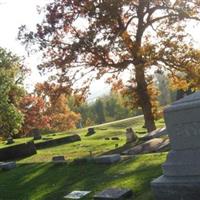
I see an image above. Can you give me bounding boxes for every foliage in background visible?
[69,92,141,127]
[19,0,200,132]
[19,95,50,135]
[0,48,25,138]
[35,82,80,132]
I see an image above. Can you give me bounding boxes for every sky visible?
[0,0,111,100]
[0,1,200,101]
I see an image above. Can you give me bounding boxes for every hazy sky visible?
[0,0,111,100]
[0,1,200,100]
[0,0,49,89]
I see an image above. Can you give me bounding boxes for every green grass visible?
[0,116,166,200]
[0,131,75,149]
[0,153,167,200]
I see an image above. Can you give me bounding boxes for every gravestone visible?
[94,188,133,200]
[151,92,200,200]
[6,136,14,144]
[94,154,121,164]
[86,128,95,136]
[33,129,42,140]
[52,156,66,164]
[123,138,170,155]
[125,128,137,143]
[111,137,119,140]
[64,191,91,199]
[141,127,167,141]
[0,161,16,170]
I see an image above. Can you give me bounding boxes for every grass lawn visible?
[0,116,166,200]
[0,153,167,200]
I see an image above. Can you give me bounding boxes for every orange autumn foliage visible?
[19,95,50,135]
[35,82,80,132]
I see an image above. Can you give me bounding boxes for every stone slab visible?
[162,149,200,176]
[151,175,200,200]
[94,154,121,164]
[52,156,66,164]
[0,161,16,170]
[142,127,167,141]
[94,188,133,200]
[123,138,170,155]
[64,191,91,199]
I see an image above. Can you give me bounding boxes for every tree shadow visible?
[0,154,164,200]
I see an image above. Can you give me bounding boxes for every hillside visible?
[0,116,166,200]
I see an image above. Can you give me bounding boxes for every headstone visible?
[151,92,200,200]
[94,188,133,200]
[125,128,137,143]
[33,129,42,140]
[94,154,121,164]
[64,191,91,199]
[123,138,170,155]
[141,127,167,141]
[52,156,66,164]
[111,137,119,140]
[6,136,14,144]
[86,128,95,136]
[0,162,4,168]
[0,161,16,170]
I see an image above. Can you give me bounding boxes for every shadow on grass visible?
[0,155,164,200]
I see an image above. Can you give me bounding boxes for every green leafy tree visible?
[0,70,23,138]
[94,99,106,124]
[0,48,25,138]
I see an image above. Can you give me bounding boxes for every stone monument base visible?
[151,175,200,200]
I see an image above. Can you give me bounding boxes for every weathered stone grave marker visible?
[151,92,200,200]
[125,128,137,143]
[0,161,16,171]
[94,154,121,164]
[52,156,66,164]
[94,188,133,200]
[6,136,14,144]
[111,137,119,140]
[86,128,95,136]
[64,191,91,199]
[33,129,42,140]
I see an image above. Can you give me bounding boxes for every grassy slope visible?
[0,116,166,200]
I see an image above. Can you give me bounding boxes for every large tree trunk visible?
[135,66,156,132]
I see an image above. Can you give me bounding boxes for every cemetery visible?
[1,1,200,200]
[0,115,168,200]
[1,93,200,199]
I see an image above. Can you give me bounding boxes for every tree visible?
[94,99,106,124]
[0,48,25,138]
[155,72,171,105]
[19,95,50,135]
[19,0,200,132]
[35,82,80,131]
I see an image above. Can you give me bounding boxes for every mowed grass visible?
[0,153,167,200]
[0,116,166,200]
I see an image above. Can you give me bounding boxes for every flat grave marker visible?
[64,191,91,199]
[94,188,133,200]
[94,154,121,164]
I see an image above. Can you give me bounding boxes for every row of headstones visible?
[6,129,42,145]
[52,154,122,164]
[0,153,122,170]
[86,127,137,143]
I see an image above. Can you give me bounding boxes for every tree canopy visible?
[0,48,25,138]
[19,0,200,132]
